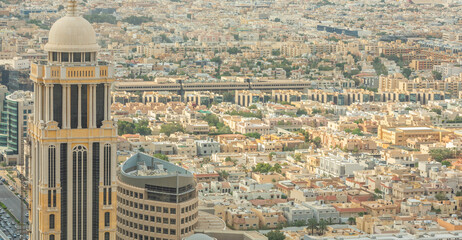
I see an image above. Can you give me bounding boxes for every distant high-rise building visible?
[0,89,33,165]
[29,0,117,239]
[116,153,199,240]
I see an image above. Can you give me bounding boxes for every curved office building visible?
[116,153,198,240]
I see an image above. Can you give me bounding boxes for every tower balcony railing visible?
[30,61,114,81]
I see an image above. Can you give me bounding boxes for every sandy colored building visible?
[29,4,118,239]
[116,153,198,240]
[360,200,400,217]
[378,126,452,146]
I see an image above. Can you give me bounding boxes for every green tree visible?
[203,114,220,126]
[402,68,412,79]
[432,71,442,80]
[431,108,442,115]
[122,16,152,25]
[265,230,285,240]
[269,152,276,160]
[153,153,169,161]
[312,137,321,148]
[83,14,117,24]
[160,123,184,136]
[351,128,364,136]
[227,47,241,55]
[312,109,322,114]
[210,56,223,65]
[318,219,328,235]
[225,110,263,119]
[271,49,281,56]
[296,109,307,116]
[293,220,306,227]
[307,218,317,235]
[244,132,261,139]
[248,104,257,110]
[138,147,145,153]
[441,160,451,167]
[435,192,448,201]
[253,163,273,173]
[272,163,282,173]
[222,91,235,103]
[218,170,229,180]
[430,149,459,162]
[372,57,388,76]
[134,120,152,135]
[118,120,151,136]
[348,217,356,225]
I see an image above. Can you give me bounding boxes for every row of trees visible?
[118,120,151,135]
[265,217,356,240]
[429,148,460,162]
[344,128,364,136]
[202,114,232,134]
[297,130,322,148]
[225,110,263,119]
[160,122,184,136]
[252,163,282,174]
[83,14,117,24]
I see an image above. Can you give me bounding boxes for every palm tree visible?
[318,219,327,235]
[307,218,317,235]
[348,217,356,225]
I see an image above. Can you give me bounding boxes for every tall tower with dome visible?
[29,0,117,239]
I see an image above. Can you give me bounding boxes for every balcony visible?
[30,62,114,82]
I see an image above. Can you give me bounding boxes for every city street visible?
[0,184,27,224]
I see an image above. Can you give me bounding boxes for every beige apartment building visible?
[251,207,286,229]
[226,208,259,230]
[379,73,462,95]
[360,200,400,217]
[392,182,426,199]
[235,90,269,107]
[116,153,198,240]
[378,126,452,146]
[235,122,270,135]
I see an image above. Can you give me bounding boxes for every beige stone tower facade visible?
[29,1,117,239]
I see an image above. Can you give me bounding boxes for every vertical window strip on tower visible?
[49,214,55,229]
[60,143,67,240]
[92,143,100,240]
[103,144,111,186]
[83,148,87,240]
[73,145,87,240]
[48,146,56,188]
[96,84,104,128]
[72,150,76,240]
[70,85,78,129]
[81,85,87,129]
[53,85,63,128]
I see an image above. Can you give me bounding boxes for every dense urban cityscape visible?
[0,0,462,239]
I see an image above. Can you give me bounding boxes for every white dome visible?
[44,16,99,52]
